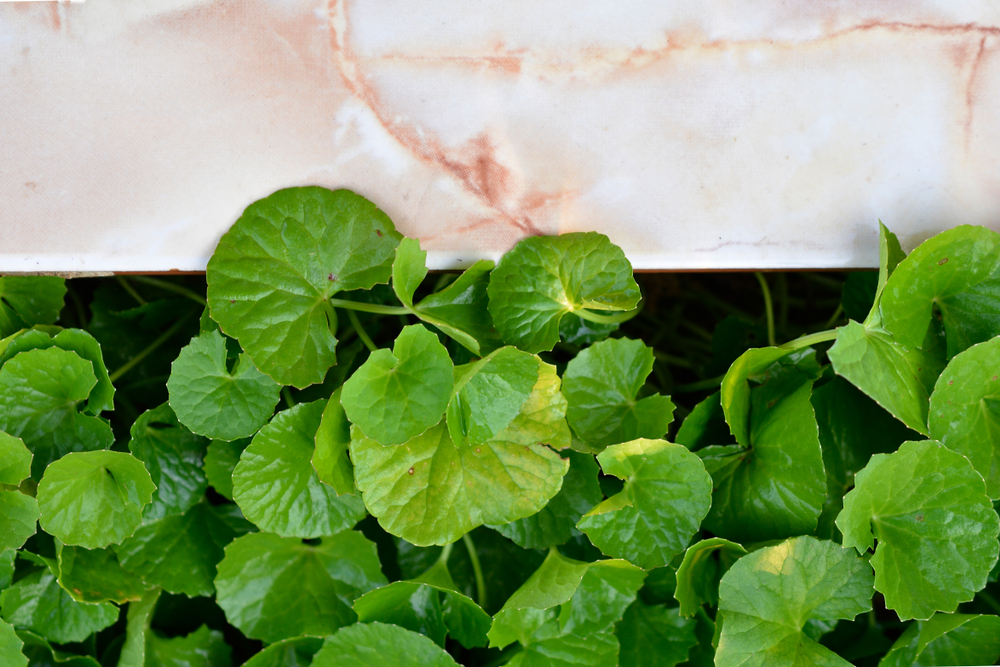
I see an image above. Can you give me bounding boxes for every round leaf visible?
[577,439,712,569]
[233,400,366,537]
[341,324,454,445]
[929,336,1000,498]
[214,531,387,643]
[716,536,874,667]
[0,431,31,486]
[0,347,114,479]
[563,337,675,450]
[492,357,572,451]
[312,622,459,667]
[0,490,37,551]
[207,187,402,388]
[351,421,568,546]
[168,330,280,440]
[836,440,1000,620]
[0,276,66,338]
[37,450,156,549]
[487,232,640,353]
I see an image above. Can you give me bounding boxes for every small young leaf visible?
[929,336,1000,498]
[118,588,159,667]
[447,347,537,446]
[214,531,387,643]
[488,232,640,353]
[341,324,454,445]
[412,260,503,356]
[392,237,427,309]
[879,613,1000,667]
[715,536,874,667]
[312,622,459,667]
[203,438,249,501]
[836,440,1000,620]
[351,421,568,546]
[146,625,232,667]
[207,187,402,388]
[37,450,156,549]
[55,541,147,604]
[563,337,675,451]
[0,276,66,337]
[577,439,712,569]
[128,403,209,521]
[0,490,37,551]
[241,637,324,667]
[0,347,114,479]
[312,387,355,496]
[0,617,26,667]
[674,538,747,617]
[0,431,31,486]
[233,400,366,538]
[167,330,280,440]
[617,601,698,667]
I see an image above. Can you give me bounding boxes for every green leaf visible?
[233,400,366,538]
[0,563,118,644]
[214,530,387,642]
[489,549,645,649]
[167,330,281,440]
[351,420,568,546]
[37,451,155,549]
[311,622,459,667]
[0,328,114,414]
[617,601,698,667]
[878,613,1000,667]
[447,347,537,446]
[117,587,159,667]
[0,347,114,479]
[487,232,641,353]
[55,542,147,604]
[206,186,402,388]
[0,490,37,551]
[203,438,248,501]
[563,338,675,450]
[674,392,733,451]
[115,501,252,598]
[341,324,453,445]
[0,550,15,590]
[18,630,101,667]
[674,538,747,617]
[0,431,31,486]
[0,617,26,667]
[312,388,355,496]
[508,627,619,667]
[490,450,602,550]
[146,625,232,667]
[0,277,65,337]
[928,336,1000,498]
[699,352,826,543]
[494,358,572,451]
[715,536,874,667]
[242,637,324,667]
[128,404,208,521]
[836,440,1000,620]
[880,225,1000,356]
[577,439,712,569]
[559,313,618,347]
[391,238,427,308]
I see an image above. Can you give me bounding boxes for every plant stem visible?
[131,276,207,306]
[462,533,487,610]
[115,276,146,306]
[282,387,296,409]
[653,349,694,369]
[822,304,844,329]
[108,310,195,382]
[346,309,378,353]
[574,305,642,325]
[674,374,726,393]
[755,272,777,347]
[438,542,454,565]
[328,297,410,316]
[778,328,839,351]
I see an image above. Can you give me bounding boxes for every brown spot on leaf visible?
[938,257,949,265]
[916,515,924,521]
[407,467,414,475]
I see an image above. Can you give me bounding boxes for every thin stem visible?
[282,387,296,410]
[130,276,207,306]
[755,273,777,347]
[674,374,726,393]
[438,542,454,565]
[574,305,641,325]
[653,349,694,369]
[115,276,147,306]
[462,533,487,610]
[778,328,839,352]
[108,310,195,382]
[328,297,410,316]
[346,309,377,353]
[822,304,844,330]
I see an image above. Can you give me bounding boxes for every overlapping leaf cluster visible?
[1,188,1000,666]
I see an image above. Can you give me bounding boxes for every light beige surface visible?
[2,1,999,271]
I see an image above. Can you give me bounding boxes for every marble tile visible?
[1,0,998,272]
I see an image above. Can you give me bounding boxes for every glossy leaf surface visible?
[203,438,248,501]
[312,622,459,667]
[0,432,31,486]
[146,625,232,667]
[0,276,65,338]
[878,613,1000,667]
[55,542,147,604]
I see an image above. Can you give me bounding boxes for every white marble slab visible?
[2,1,999,272]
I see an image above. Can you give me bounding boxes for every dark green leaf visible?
[412,261,503,356]
[214,531,386,642]
[167,330,280,440]
[509,627,619,667]
[836,440,1000,620]
[0,277,65,338]
[146,625,232,667]
[674,538,746,617]
[341,324,454,445]
[117,588,159,667]
[879,613,1000,667]
[37,451,155,549]
[207,187,402,388]
[447,347,537,446]
[55,541,147,604]
[563,338,675,451]
[487,233,640,353]
[312,622,458,667]
[559,313,618,347]
[312,388,355,496]
[616,600,698,667]
[242,637,324,667]
[674,392,733,451]
[16,630,100,667]
[841,273,878,323]
[0,431,31,486]
[203,438,248,501]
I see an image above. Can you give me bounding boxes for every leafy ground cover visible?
[2,186,1000,666]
